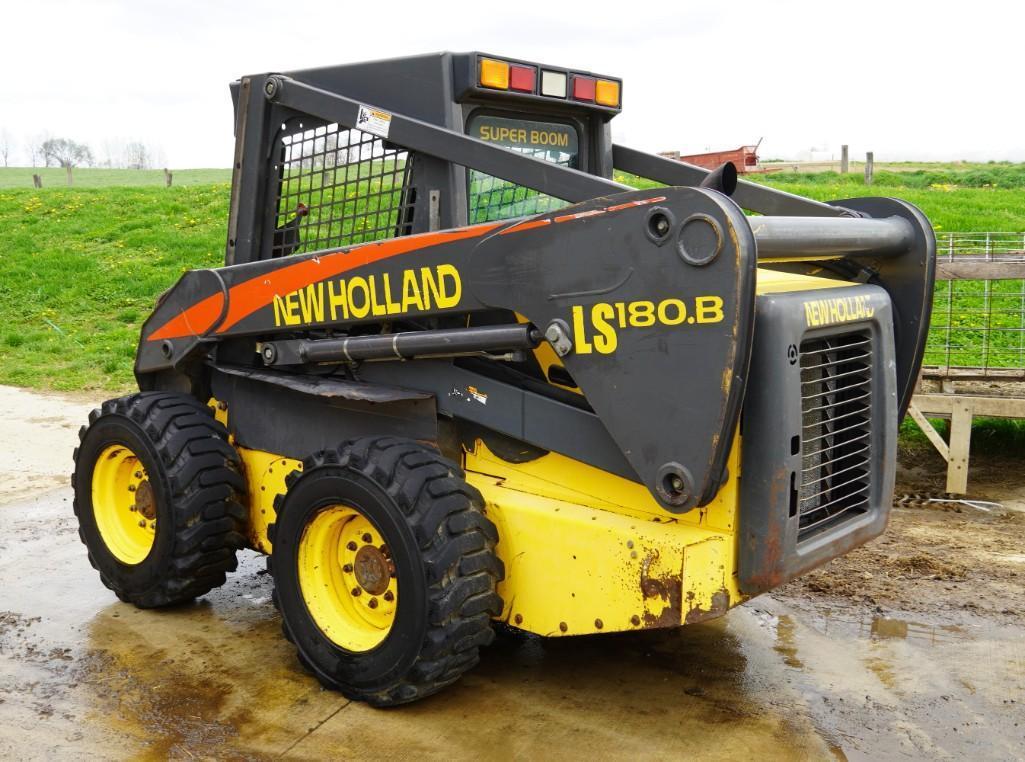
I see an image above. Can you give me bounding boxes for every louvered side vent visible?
[798,330,873,542]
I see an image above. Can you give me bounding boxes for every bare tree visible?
[0,129,11,167]
[27,133,48,167]
[125,141,149,170]
[42,138,94,169]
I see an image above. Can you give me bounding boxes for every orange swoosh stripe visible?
[147,223,500,341]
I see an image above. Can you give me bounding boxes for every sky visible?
[1,0,1021,168]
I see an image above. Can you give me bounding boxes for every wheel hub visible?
[135,480,156,521]
[353,545,391,595]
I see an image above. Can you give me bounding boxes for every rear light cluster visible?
[478,57,620,108]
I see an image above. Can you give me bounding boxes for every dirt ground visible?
[0,385,1023,760]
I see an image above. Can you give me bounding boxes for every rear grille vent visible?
[798,331,873,542]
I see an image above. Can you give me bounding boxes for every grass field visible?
[1,164,1024,394]
[0,185,228,390]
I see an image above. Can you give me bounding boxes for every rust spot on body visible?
[640,551,683,628]
[684,589,730,624]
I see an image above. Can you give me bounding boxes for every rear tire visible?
[270,436,504,706]
[72,392,247,608]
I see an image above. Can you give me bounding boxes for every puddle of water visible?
[741,599,1025,760]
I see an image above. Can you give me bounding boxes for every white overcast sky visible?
[1,0,1021,167]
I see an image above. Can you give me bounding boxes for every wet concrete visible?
[0,384,1023,759]
[1,488,1023,760]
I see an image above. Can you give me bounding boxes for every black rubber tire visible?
[72,392,247,608]
[269,436,504,706]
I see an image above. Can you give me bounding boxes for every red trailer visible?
[660,139,766,174]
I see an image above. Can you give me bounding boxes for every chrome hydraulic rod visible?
[750,216,915,258]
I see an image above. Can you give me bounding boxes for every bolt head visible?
[383,590,394,602]
[361,533,372,544]
[342,564,353,574]
[346,541,358,552]
[368,598,379,609]
[351,587,361,597]
[138,520,146,528]
[631,615,641,627]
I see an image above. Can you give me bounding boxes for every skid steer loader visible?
[72,52,935,706]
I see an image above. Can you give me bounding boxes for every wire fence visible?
[935,232,1025,262]
[924,232,1025,377]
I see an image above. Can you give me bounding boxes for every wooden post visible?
[840,144,849,174]
[66,165,73,187]
[164,168,173,187]
[864,151,874,185]
[32,174,42,188]
[946,399,972,494]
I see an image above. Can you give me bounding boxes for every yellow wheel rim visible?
[298,505,398,652]
[92,444,157,565]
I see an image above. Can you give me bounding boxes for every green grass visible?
[0,184,229,390]
[1,164,1025,394]
[0,167,231,189]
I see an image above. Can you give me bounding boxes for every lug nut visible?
[129,505,137,512]
[346,541,358,551]
[361,533,372,543]
[138,520,146,528]
[134,471,142,479]
[128,484,136,492]
[149,521,156,530]
[368,598,378,609]
[631,615,641,627]
[351,587,361,597]
[342,564,353,573]
[383,591,394,602]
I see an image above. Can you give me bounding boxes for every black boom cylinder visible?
[262,324,543,366]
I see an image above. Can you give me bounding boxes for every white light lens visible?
[541,70,567,98]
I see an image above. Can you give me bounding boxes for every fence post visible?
[32,174,42,189]
[864,152,874,185]
[66,166,73,187]
[164,168,173,187]
[840,144,849,174]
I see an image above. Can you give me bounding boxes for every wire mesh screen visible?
[466,115,577,224]
[923,232,1025,375]
[272,122,413,257]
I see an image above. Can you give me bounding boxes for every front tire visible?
[270,436,504,706]
[72,392,247,608]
